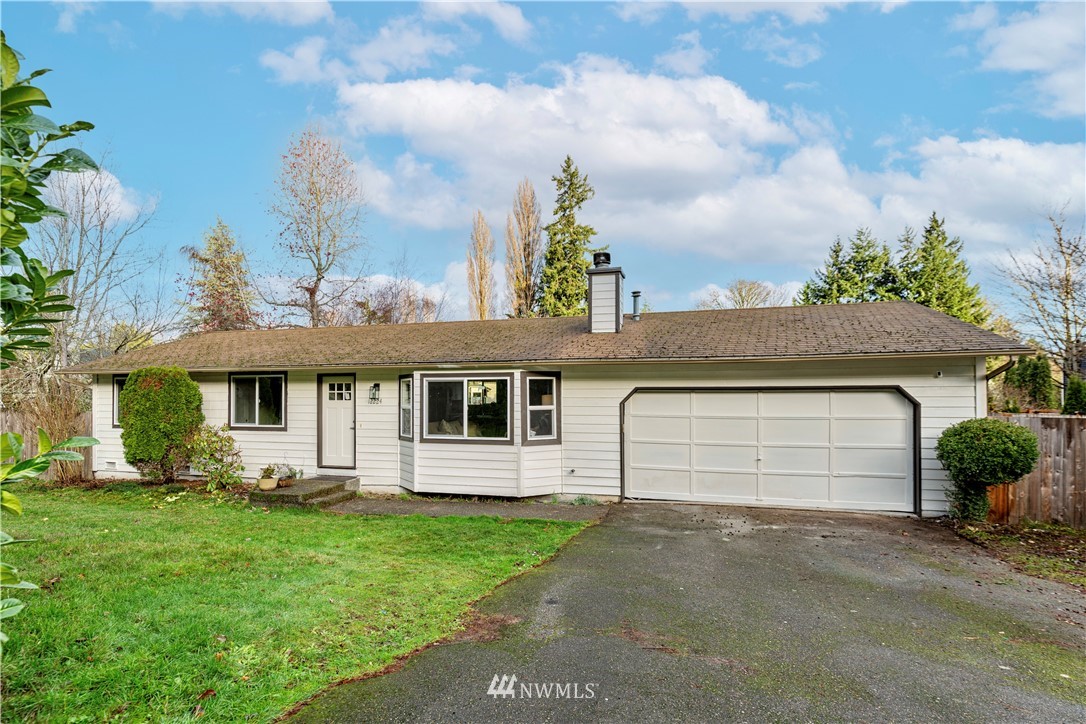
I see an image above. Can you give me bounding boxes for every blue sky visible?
[7,1,1085,320]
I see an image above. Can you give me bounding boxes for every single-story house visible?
[63,255,1029,516]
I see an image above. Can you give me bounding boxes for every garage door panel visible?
[763,391,830,417]
[835,418,909,446]
[630,392,690,415]
[835,447,908,476]
[762,446,830,473]
[693,471,758,498]
[630,467,690,495]
[630,415,690,442]
[693,391,758,416]
[763,474,830,501]
[834,476,910,506]
[693,444,758,472]
[630,441,689,468]
[693,417,757,443]
[835,391,908,417]
[762,418,830,445]
[626,389,913,513]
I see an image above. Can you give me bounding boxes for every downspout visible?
[986,356,1018,381]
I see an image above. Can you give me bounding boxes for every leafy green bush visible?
[119,367,204,483]
[1063,375,1086,415]
[190,424,244,491]
[936,418,1039,521]
[1004,356,1057,410]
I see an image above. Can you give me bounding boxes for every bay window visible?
[399,376,413,440]
[524,373,560,444]
[422,375,511,442]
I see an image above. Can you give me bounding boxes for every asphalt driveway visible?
[292,504,1086,722]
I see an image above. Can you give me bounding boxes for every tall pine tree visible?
[182,218,259,332]
[898,213,989,326]
[796,228,896,304]
[538,156,596,317]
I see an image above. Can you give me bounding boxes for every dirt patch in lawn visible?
[953,520,1086,592]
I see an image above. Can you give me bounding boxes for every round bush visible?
[119,366,204,483]
[935,418,1039,521]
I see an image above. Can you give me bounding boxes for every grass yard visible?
[955,520,1086,591]
[0,484,587,721]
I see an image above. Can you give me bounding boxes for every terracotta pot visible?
[257,477,278,491]
[278,477,295,488]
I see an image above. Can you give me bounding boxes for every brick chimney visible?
[587,252,624,333]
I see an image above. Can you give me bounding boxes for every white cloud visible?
[43,168,149,225]
[613,1,670,25]
[783,80,820,92]
[654,31,713,76]
[307,55,1083,269]
[152,1,333,26]
[955,3,1085,118]
[349,17,457,82]
[683,2,846,25]
[421,1,532,44]
[54,1,96,33]
[744,23,823,67]
[260,36,333,84]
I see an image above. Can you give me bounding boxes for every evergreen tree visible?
[538,156,597,317]
[898,213,989,326]
[796,229,896,305]
[182,218,259,332]
[1063,375,1086,415]
[1005,355,1058,410]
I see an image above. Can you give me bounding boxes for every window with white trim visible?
[230,374,286,428]
[399,377,412,439]
[423,376,509,440]
[112,375,128,427]
[526,377,557,440]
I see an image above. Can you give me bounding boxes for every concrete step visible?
[308,490,357,509]
[249,478,352,507]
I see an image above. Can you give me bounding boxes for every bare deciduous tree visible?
[999,211,1085,381]
[266,125,366,327]
[504,178,542,317]
[696,279,791,310]
[30,160,170,371]
[325,252,446,326]
[467,210,496,320]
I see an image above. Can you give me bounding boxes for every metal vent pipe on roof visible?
[632,290,642,321]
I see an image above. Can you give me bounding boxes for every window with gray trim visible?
[423,376,509,440]
[526,376,557,440]
[399,377,412,439]
[112,375,128,427]
[231,374,285,428]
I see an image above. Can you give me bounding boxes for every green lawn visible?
[1,484,587,721]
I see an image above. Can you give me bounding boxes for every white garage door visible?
[624,389,914,512]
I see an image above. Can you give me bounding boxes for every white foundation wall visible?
[558,357,985,515]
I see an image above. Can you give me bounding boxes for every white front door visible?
[320,376,355,468]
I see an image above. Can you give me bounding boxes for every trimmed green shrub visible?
[1004,355,1057,410]
[1063,375,1086,415]
[190,424,244,491]
[935,418,1039,521]
[119,367,204,483]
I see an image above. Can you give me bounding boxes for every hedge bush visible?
[119,367,204,483]
[1063,375,1086,415]
[1004,356,1057,410]
[935,418,1039,521]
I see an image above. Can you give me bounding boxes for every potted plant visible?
[276,464,301,488]
[257,464,279,491]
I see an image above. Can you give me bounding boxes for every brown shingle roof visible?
[62,301,1031,374]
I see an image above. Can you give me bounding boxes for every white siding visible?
[559,357,983,515]
[590,274,617,333]
[90,356,983,514]
[521,445,562,496]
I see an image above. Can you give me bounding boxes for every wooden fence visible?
[0,409,93,481]
[987,414,1086,528]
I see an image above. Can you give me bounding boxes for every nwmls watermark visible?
[487,674,597,700]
